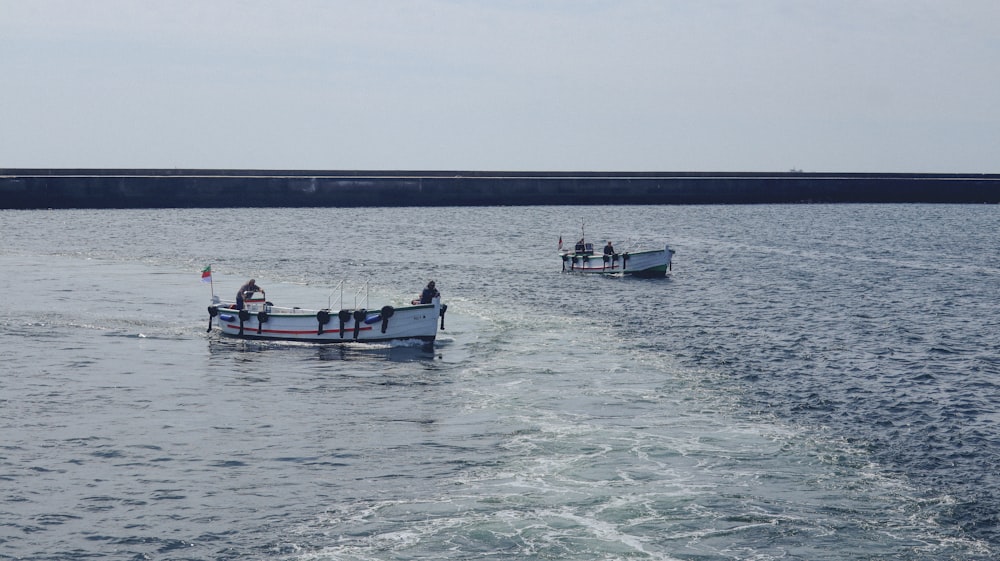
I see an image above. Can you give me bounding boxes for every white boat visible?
[559,238,674,277]
[206,287,446,344]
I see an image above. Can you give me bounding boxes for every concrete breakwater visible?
[2,169,998,208]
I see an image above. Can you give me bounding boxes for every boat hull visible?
[210,299,442,343]
[560,245,674,276]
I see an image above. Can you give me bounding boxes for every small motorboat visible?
[559,236,674,277]
[206,283,446,344]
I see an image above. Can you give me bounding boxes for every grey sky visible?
[1,0,997,172]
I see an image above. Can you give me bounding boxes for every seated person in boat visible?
[235,279,264,310]
[419,280,439,304]
[575,238,586,253]
[604,241,615,255]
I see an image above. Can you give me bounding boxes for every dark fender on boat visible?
[238,309,250,336]
[317,309,331,335]
[380,305,395,333]
[338,309,351,338]
[352,309,366,339]
[207,305,218,332]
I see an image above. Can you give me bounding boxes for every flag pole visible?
[203,263,215,301]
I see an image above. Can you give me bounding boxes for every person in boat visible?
[575,238,586,253]
[419,280,439,304]
[604,241,615,256]
[235,279,264,310]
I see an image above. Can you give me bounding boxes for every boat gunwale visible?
[559,247,669,258]
[214,302,436,319]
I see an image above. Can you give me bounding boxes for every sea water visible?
[1,204,998,560]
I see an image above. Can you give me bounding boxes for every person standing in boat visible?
[236,279,264,310]
[604,241,615,256]
[419,280,439,304]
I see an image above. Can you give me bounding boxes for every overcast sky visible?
[1,1,997,172]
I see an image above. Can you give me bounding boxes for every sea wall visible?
[1,169,998,208]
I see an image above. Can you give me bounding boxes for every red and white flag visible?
[558,236,563,250]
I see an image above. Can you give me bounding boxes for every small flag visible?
[558,236,563,250]
[201,265,212,283]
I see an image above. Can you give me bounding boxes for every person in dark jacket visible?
[419,280,439,304]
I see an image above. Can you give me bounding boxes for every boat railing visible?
[328,280,370,311]
[329,280,345,310]
[354,282,370,310]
